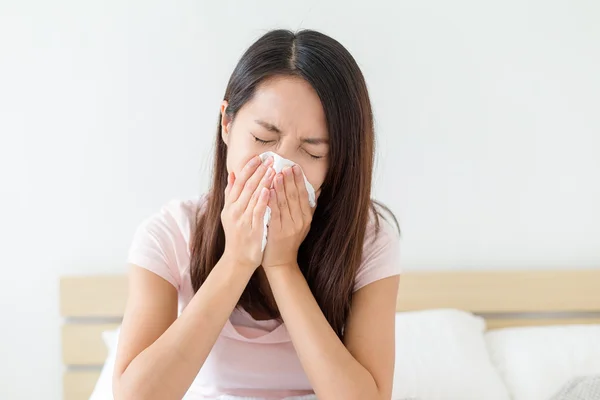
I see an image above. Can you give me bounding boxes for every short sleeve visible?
[353,216,401,292]
[126,200,190,290]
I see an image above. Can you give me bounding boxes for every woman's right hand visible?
[221,155,275,270]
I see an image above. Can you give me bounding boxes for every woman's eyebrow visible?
[301,137,329,145]
[254,119,282,134]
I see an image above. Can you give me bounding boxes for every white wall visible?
[1,0,599,398]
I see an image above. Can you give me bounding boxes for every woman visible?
[113,29,401,400]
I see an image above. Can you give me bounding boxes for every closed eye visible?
[304,149,324,160]
[252,134,274,145]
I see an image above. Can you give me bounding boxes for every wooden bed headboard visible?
[60,269,600,400]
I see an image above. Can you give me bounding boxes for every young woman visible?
[113,29,401,400]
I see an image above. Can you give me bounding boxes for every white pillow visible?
[485,324,600,400]
[89,326,120,400]
[392,309,510,400]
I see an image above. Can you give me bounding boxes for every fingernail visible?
[283,167,292,176]
[250,156,260,167]
[277,174,284,184]
[292,165,301,176]
[264,167,274,178]
[267,156,274,166]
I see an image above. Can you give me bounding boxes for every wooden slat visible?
[61,270,600,318]
[64,370,101,400]
[485,317,600,330]
[396,269,600,313]
[60,275,128,317]
[62,323,120,366]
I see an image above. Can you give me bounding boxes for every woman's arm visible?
[113,155,275,400]
[264,267,399,400]
[113,258,255,400]
[262,166,399,399]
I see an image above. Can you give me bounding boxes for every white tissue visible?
[258,151,316,251]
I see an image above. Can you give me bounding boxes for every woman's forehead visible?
[240,77,328,137]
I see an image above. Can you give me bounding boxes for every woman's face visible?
[221,76,329,192]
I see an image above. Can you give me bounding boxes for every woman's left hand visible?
[262,165,318,269]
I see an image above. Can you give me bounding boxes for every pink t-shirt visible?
[127,196,401,400]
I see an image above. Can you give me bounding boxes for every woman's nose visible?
[271,144,298,165]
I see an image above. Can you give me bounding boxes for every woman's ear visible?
[220,101,232,146]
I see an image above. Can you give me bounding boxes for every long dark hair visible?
[190,29,399,338]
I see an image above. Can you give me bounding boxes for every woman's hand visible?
[262,165,318,269]
[221,155,275,270]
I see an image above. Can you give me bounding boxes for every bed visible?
[59,269,600,400]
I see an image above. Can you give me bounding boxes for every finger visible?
[242,182,263,223]
[224,171,235,199]
[283,167,303,225]
[242,167,274,222]
[274,173,292,223]
[261,167,275,190]
[252,187,270,229]
[292,165,311,218]
[237,158,274,209]
[227,156,263,204]
[267,189,281,229]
